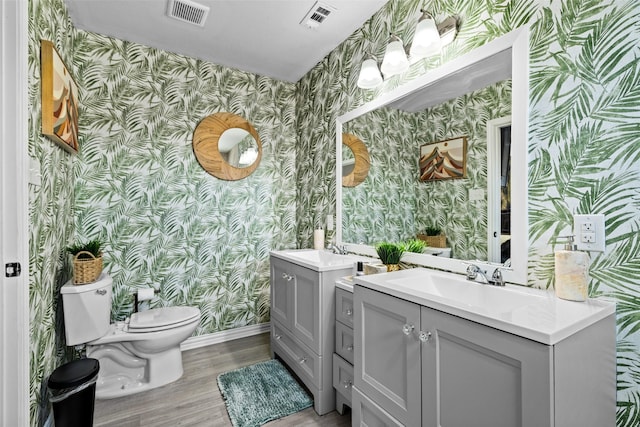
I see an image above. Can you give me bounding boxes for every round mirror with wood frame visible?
[342,133,370,187]
[193,112,262,181]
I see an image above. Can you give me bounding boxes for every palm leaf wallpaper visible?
[27,0,640,426]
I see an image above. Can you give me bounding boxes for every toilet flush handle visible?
[96,289,107,296]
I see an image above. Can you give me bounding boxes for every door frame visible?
[1,0,30,425]
[487,115,512,264]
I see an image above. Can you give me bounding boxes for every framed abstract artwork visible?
[419,136,467,181]
[41,40,79,153]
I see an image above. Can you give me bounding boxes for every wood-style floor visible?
[93,333,351,426]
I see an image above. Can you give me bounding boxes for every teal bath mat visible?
[217,359,313,427]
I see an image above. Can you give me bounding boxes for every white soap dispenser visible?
[554,235,590,302]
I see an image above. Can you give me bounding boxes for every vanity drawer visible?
[272,321,321,389]
[333,353,354,403]
[336,288,354,328]
[335,320,354,364]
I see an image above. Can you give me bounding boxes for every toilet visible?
[61,273,201,399]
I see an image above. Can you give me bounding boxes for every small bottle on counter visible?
[554,235,589,301]
[356,261,364,276]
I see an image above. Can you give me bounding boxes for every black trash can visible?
[48,358,100,427]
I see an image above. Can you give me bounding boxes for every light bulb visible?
[410,12,442,59]
[357,57,383,89]
[381,35,409,77]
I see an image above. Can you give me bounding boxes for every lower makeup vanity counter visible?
[351,267,616,427]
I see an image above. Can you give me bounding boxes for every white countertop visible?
[270,249,377,272]
[336,276,355,293]
[354,268,615,345]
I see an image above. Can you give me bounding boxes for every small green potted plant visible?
[404,238,428,254]
[417,226,446,248]
[375,242,405,272]
[66,239,103,285]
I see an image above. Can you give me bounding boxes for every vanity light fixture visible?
[356,16,458,90]
[437,16,458,46]
[357,54,384,89]
[381,33,410,77]
[409,10,441,59]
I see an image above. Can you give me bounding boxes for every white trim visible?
[487,116,512,263]
[337,27,530,285]
[180,322,270,351]
[0,0,30,425]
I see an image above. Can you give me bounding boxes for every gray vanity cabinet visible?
[270,256,353,415]
[353,287,422,426]
[354,285,615,427]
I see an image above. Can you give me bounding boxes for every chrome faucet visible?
[327,243,348,255]
[466,264,505,286]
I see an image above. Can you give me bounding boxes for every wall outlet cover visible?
[573,214,605,252]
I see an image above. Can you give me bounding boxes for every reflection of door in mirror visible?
[487,116,512,265]
[500,126,511,264]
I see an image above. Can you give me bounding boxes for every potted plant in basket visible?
[375,242,405,272]
[66,239,103,285]
[417,226,446,248]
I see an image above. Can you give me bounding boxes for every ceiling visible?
[65,0,389,83]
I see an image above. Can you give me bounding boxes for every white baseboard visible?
[180,322,270,351]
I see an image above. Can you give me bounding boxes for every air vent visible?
[300,2,336,29]
[167,0,210,27]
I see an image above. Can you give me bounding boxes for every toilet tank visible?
[61,273,113,346]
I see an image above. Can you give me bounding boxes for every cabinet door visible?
[291,263,321,353]
[421,306,553,427]
[354,286,421,426]
[270,259,292,327]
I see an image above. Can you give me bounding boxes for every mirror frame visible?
[193,112,262,181]
[342,133,370,187]
[336,27,529,284]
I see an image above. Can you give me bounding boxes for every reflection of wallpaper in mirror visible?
[342,80,511,259]
[342,107,418,244]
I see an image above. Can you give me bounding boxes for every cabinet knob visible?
[345,308,353,317]
[419,331,432,342]
[281,273,293,281]
[299,357,307,364]
[343,379,353,389]
[402,324,415,335]
[346,344,353,352]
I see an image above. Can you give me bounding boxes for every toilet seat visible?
[127,306,200,333]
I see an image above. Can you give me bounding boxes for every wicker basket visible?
[417,234,447,248]
[72,251,103,285]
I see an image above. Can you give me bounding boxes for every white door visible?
[1,0,30,425]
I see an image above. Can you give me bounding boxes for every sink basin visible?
[273,249,376,272]
[387,271,543,314]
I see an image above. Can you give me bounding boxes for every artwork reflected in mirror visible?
[419,137,467,181]
[193,112,262,181]
[341,79,512,261]
[342,133,370,188]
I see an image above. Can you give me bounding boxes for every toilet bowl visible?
[61,274,201,399]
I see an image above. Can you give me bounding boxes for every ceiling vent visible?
[300,2,336,29]
[167,0,210,27]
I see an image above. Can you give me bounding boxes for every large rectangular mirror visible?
[336,27,529,284]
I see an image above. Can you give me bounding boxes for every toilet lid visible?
[128,306,200,332]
